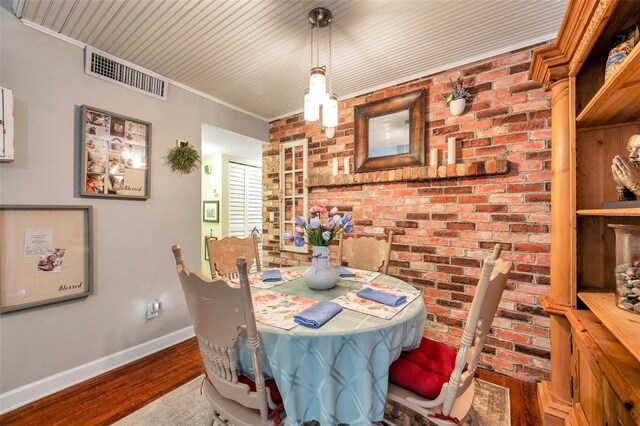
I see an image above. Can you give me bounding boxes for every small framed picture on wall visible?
[203,201,219,223]
[204,236,217,260]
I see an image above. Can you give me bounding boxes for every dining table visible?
[235,266,427,426]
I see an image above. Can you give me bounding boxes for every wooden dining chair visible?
[383,244,513,426]
[206,234,261,279]
[337,231,394,274]
[172,245,284,426]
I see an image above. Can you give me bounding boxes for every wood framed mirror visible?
[354,89,425,172]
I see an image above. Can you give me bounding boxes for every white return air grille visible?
[85,47,168,101]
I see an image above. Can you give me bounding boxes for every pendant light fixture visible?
[303,7,338,138]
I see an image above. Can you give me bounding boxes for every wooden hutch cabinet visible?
[529,0,640,425]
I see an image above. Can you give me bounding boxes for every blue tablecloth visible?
[236,267,426,426]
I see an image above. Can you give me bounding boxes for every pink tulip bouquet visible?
[284,205,354,247]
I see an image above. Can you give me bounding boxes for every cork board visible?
[0,206,92,313]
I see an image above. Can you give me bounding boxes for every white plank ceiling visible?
[13,0,567,121]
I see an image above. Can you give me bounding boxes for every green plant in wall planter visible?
[164,143,201,175]
[444,76,472,116]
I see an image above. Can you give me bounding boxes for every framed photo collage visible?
[81,105,151,199]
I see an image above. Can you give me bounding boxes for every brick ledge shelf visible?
[306,159,508,188]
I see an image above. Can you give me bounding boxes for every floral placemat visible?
[332,282,421,320]
[232,268,303,289]
[252,290,316,330]
[339,267,381,283]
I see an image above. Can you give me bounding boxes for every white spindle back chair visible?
[384,244,513,426]
[172,245,282,426]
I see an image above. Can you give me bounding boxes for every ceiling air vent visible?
[84,47,168,101]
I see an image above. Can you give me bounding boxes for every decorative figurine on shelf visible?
[604,25,639,82]
[612,134,640,201]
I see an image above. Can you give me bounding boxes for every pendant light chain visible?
[328,21,332,93]
[310,24,314,69]
[316,19,320,68]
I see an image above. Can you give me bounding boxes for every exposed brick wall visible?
[262,45,552,383]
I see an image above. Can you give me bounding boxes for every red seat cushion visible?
[389,337,457,399]
[238,375,282,403]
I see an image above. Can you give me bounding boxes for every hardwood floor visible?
[0,337,541,425]
[0,338,203,426]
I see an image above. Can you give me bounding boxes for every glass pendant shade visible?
[309,67,326,103]
[304,89,320,122]
[324,126,336,139]
[322,94,338,128]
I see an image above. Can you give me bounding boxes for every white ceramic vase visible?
[449,98,466,116]
[304,245,339,290]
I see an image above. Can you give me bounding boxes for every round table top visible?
[241,266,426,425]
[253,266,425,336]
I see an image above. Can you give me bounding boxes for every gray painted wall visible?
[0,8,268,393]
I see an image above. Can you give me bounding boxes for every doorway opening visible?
[201,124,266,276]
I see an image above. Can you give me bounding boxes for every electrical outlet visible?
[146,300,163,320]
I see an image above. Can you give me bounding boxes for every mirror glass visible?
[368,110,410,158]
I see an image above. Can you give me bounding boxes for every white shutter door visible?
[245,165,263,235]
[227,162,263,268]
[228,162,248,237]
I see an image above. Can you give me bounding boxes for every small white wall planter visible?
[449,98,466,116]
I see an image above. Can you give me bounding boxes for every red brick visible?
[476,106,510,119]
[475,204,508,213]
[465,62,494,75]
[462,138,492,148]
[448,222,476,230]
[495,329,532,344]
[508,81,542,94]
[528,110,551,120]
[432,125,461,136]
[476,68,509,83]
[493,113,527,125]
[509,62,531,74]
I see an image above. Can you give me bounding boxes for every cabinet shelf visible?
[577,208,640,217]
[578,290,640,364]
[576,43,640,128]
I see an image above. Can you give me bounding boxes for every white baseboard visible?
[0,326,195,414]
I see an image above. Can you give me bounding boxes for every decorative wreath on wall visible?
[164,143,201,175]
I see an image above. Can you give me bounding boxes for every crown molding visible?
[529,0,616,89]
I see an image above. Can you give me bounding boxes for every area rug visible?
[114,376,510,426]
[384,379,510,426]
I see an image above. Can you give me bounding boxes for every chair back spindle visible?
[236,257,269,415]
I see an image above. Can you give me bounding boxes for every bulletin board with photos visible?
[0,205,93,313]
[81,105,151,199]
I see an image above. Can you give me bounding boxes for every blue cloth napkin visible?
[356,287,407,307]
[293,301,343,328]
[334,265,356,277]
[262,269,282,282]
